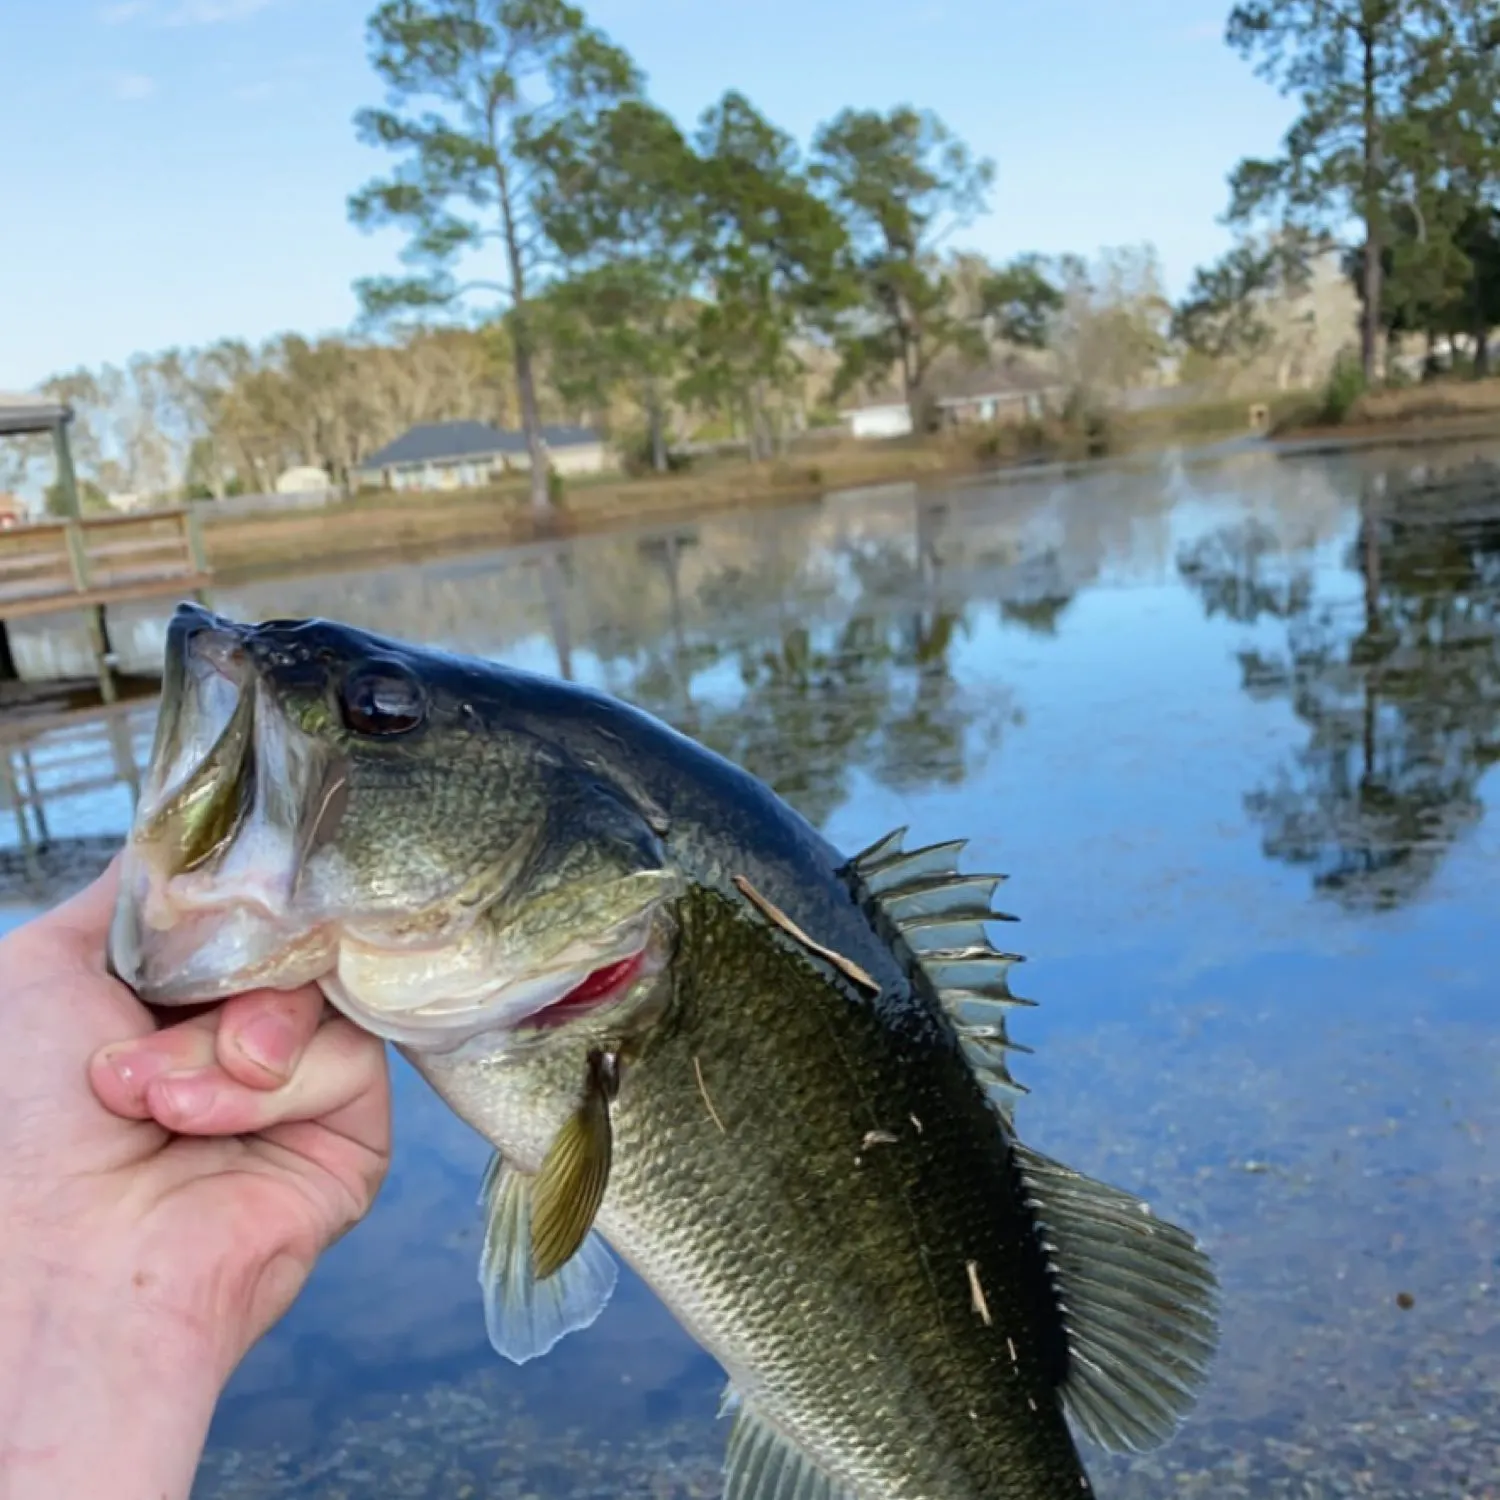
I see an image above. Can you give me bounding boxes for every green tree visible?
[684,92,852,459]
[1384,0,1500,370]
[1171,234,1315,362]
[528,100,701,469]
[979,254,1063,350]
[347,0,642,515]
[1224,0,1424,382]
[810,106,994,409]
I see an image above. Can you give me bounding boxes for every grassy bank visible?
[201,435,990,581]
[1273,371,1500,443]
[197,395,1301,582]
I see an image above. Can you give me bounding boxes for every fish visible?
[109,601,1219,1500]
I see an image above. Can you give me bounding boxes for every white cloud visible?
[111,71,157,100]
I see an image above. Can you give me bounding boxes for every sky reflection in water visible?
[2,443,1497,1497]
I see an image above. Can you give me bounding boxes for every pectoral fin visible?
[531,1052,616,1279]
[475,1051,620,1364]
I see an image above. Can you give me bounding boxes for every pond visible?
[2,440,1497,1499]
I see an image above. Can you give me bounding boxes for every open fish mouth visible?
[109,604,343,1006]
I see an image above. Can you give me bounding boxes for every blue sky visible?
[2,0,1298,392]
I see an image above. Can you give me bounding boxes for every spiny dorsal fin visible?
[1014,1141,1220,1453]
[849,827,1031,1124]
[476,1152,619,1364]
[853,827,1220,1453]
[722,1395,857,1500]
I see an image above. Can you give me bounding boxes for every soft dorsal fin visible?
[849,827,1032,1124]
[1015,1141,1220,1453]
[722,1394,857,1500]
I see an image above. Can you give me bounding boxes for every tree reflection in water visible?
[1178,466,1500,910]
[594,499,1029,829]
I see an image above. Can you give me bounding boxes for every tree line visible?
[1176,0,1500,387]
[11,0,1500,514]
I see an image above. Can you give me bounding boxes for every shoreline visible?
[196,411,1500,588]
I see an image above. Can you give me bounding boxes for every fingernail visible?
[151,1069,218,1121]
[236,1012,299,1079]
[101,1042,172,1094]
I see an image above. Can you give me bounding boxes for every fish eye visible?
[339,661,427,737]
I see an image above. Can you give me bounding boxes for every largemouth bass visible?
[109,602,1218,1500]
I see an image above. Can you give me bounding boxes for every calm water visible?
[3,442,1498,1498]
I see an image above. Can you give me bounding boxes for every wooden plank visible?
[0,572,214,621]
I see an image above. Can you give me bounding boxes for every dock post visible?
[183,505,212,605]
[0,750,41,887]
[61,519,117,705]
[16,747,48,844]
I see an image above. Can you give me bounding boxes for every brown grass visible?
[196,394,1328,582]
[1347,376,1500,424]
[200,434,998,580]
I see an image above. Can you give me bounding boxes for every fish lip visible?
[320,903,674,1054]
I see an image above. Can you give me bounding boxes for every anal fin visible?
[722,1396,857,1500]
[477,1152,618,1364]
[1015,1141,1220,1454]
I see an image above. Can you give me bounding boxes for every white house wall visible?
[848,406,914,439]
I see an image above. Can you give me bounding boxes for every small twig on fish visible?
[693,1055,726,1134]
[910,1113,924,1134]
[965,1260,993,1326]
[861,1130,898,1149]
[732,874,880,995]
[1007,1336,1018,1365]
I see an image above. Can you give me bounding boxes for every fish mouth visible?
[108,604,342,1005]
[319,902,674,1054]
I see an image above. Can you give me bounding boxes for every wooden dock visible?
[0,695,155,896]
[0,507,212,709]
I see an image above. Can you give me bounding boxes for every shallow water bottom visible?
[192,1003,1500,1500]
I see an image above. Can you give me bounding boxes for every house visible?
[839,400,914,440]
[356,420,612,492]
[275,464,333,495]
[930,362,1066,427]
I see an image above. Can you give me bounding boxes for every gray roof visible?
[930,362,1064,405]
[362,420,602,469]
[0,390,73,437]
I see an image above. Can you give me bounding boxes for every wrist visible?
[0,1247,224,1500]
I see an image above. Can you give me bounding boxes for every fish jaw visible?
[110,609,340,1004]
[318,898,676,1054]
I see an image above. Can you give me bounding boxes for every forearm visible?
[0,1261,220,1500]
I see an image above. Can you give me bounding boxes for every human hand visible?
[0,858,390,1500]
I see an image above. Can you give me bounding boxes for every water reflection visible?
[1178,464,1500,910]
[0,446,1497,1497]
